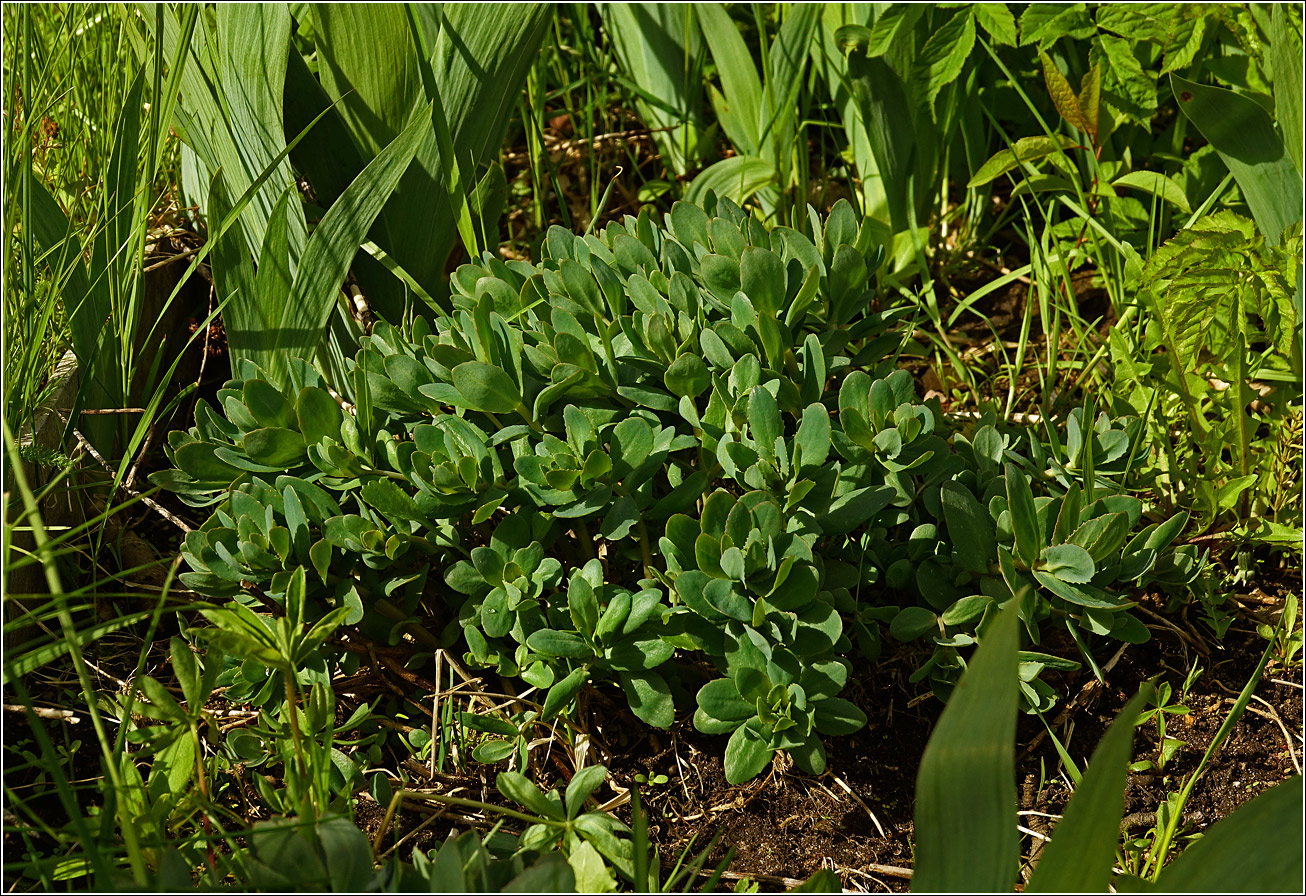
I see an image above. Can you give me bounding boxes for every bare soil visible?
[335,562,1301,893]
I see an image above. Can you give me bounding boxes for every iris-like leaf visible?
[1027,689,1148,892]
[912,599,1021,891]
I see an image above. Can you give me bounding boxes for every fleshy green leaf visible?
[452,361,522,414]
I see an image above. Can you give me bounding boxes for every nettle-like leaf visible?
[1143,211,1299,371]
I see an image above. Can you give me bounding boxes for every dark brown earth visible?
[337,560,1301,893]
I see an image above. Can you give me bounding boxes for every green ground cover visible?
[4,4,1302,891]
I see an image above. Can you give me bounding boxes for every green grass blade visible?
[695,3,762,154]
[1154,775,1303,892]
[1147,629,1282,878]
[603,3,704,176]
[912,598,1021,892]
[1171,73,1303,245]
[1027,689,1148,892]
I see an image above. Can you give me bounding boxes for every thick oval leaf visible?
[664,354,710,398]
[452,361,522,414]
[472,738,517,764]
[619,671,675,729]
[695,677,753,724]
[812,696,867,736]
[243,428,307,467]
[1040,543,1096,584]
[890,606,937,641]
[740,246,785,315]
[526,629,593,659]
[564,764,609,819]
[723,721,773,784]
[941,480,996,575]
[541,667,588,720]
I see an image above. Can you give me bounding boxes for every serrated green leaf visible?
[974,4,1017,46]
[912,9,976,112]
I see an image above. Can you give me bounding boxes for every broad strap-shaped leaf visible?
[603,4,706,176]
[1172,73,1303,246]
[685,155,778,207]
[1026,689,1148,892]
[265,98,434,386]
[912,598,1021,891]
[695,3,763,154]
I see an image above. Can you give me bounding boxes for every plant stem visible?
[283,673,310,807]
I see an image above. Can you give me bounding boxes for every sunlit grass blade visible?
[603,3,705,177]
